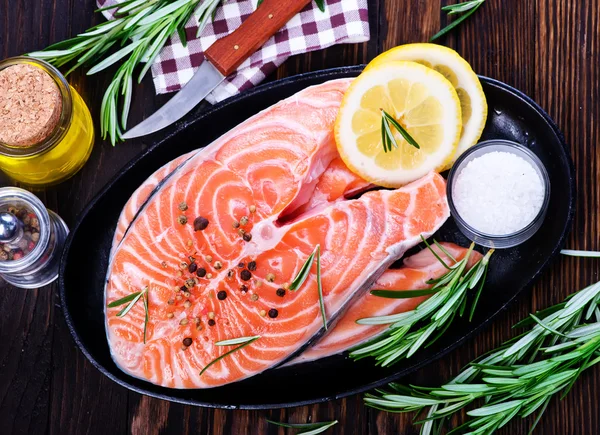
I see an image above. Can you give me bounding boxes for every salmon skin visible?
[105,79,450,389]
[290,243,482,365]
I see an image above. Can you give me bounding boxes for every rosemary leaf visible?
[421,235,451,269]
[116,286,147,317]
[430,0,485,42]
[370,288,441,299]
[383,109,421,149]
[316,245,327,330]
[108,291,141,307]
[289,248,317,291]
[441,0,485,14]
[200,336,260,376]
[561,249,600,257]
[216,335,261,346]
[314,0,326,13]
[267,419,338,435]
[143,289,149,344]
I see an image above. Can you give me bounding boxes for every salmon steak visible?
[105,79,450,389]
[292,243,481,364]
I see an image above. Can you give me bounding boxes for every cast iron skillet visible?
[59,66,575,409]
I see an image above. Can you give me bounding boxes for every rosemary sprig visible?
[143,289,149,344]
[200,335,260,376]
[364,277,600,435]
[267,420,338,435]
[370,288,442,299]
[289,245,327,329]
[29,0,222,145]
[350,241,493,366]
[381,109,421,153]
[107,291,141,308]
[108,286,150,342]
[430,0,486,42]
[114,286,148,317]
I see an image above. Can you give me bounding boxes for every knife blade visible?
[122,0,312,140]
[121,62,224,139]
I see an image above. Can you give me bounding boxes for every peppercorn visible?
[205,255,213,263]
[208,312,215,319]
[260,310,267,317]
[180,285,187,292]
[176,294,183,301]
[206,273,213,279]
[168,298,175,305]
[276,288,286,297]
[178,202,188,211]
[240,216,249,226]
[251,294,259,301]
[268,309,278,318]
[187,240,193,247]
[238,262,245,268]
[240,269,252,281]
[249,205,256,213]
[193,216,209,231]
[184,291,191,298]
[196,267,207,278]
[188,262,197,273]
[208,319,216,326]
[266,273,275,282]
[184,300,192,308]
[255,280,263,287]
[243,233,252,242]
[227,269,235,278]
[214,261,223,270]
[180,318,188,326]
[217,290,227,300]
[185,278,195,289]
[167,312,174,319]
[240,284,248,292]
[183,337,193,347]
[0,251,7,261]
[161,261,168,268]
[247,261,257,271]
[237,228,245,236]
[31,232,40,242]
[180,262,188,270]
[232,221,240,229]
[177,215,188,225]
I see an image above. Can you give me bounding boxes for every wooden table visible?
[1,1,598,434]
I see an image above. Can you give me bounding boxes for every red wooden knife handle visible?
[205,0,312,77]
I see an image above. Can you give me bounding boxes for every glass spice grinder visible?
[0,187,68,288]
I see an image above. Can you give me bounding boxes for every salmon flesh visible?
[105,80,450,388]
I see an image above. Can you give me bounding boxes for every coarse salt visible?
[452,151,545,235]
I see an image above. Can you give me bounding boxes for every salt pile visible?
[453,151,545,235]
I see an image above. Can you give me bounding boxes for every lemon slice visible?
[366,43,487,166]
[335,61,462,187]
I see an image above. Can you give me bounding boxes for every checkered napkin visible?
[96,0,370,104]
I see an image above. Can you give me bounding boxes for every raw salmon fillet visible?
[291,243,482,364]
[105,80,450,389]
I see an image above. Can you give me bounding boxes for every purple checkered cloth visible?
[96,0,370,104]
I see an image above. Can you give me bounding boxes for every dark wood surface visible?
[0,0,598,434]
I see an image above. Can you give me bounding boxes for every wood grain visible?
[1,0,599,434]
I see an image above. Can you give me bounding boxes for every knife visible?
[122,0,313,139]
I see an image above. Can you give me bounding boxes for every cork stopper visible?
[0,63,62,147]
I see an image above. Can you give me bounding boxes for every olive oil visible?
[0,57,94,186]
